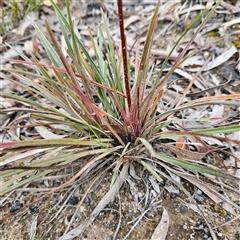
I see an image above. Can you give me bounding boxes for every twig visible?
[221,1,240,12]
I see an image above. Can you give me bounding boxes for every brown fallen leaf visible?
[151,208,170,240]
[162,143,208,161]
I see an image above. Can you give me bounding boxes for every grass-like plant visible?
[0,0,42,34]
[1,0,240,237]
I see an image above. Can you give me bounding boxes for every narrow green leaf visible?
[155,152,238,180]
[110,170,118,187]
[139,137,238,180]
[140,160,163,182]
[192,125,240,135]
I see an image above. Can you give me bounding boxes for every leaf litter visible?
[0,0,240,240]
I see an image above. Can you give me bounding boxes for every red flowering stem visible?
[117,0,131,110]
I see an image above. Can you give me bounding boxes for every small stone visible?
[39,180,44,184]
[204,227,209,233]
[194,191,205,202]
[204,51,210,59]
[196,189,202,195]
[54,181,61,187]
[225,215,231,221]
[129,212,135,217]
[10,201,23,212]
[29,205,39,214]
[67,196,79,205]
[183,225,188,230]
[91,193,97,200]
[179,205,188,214]
[83,196,90,204]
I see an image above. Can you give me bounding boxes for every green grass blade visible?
[140,160,162,181]
[138,138,238,180]
[192,125,240,135]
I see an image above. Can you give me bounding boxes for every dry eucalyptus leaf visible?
[203,46,238,71]
[35,126,67,139]
[29,215,38,240]
[151,208,170,240]
[181,55,204,68]
[149,175,161,193]
[163,143,208,161]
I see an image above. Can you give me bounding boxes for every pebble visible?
[91,193,97,200]
[67,196,79,205]
[199,224,204,229]
[194,189,205,202]
[225,215,231,221]
[29,205,39,214]
[179,205,188,214]
[83,196,90,204]
[223,65,240,81]
[129,212,135,217]
[10,201,23,212]
[183,225,188,230]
